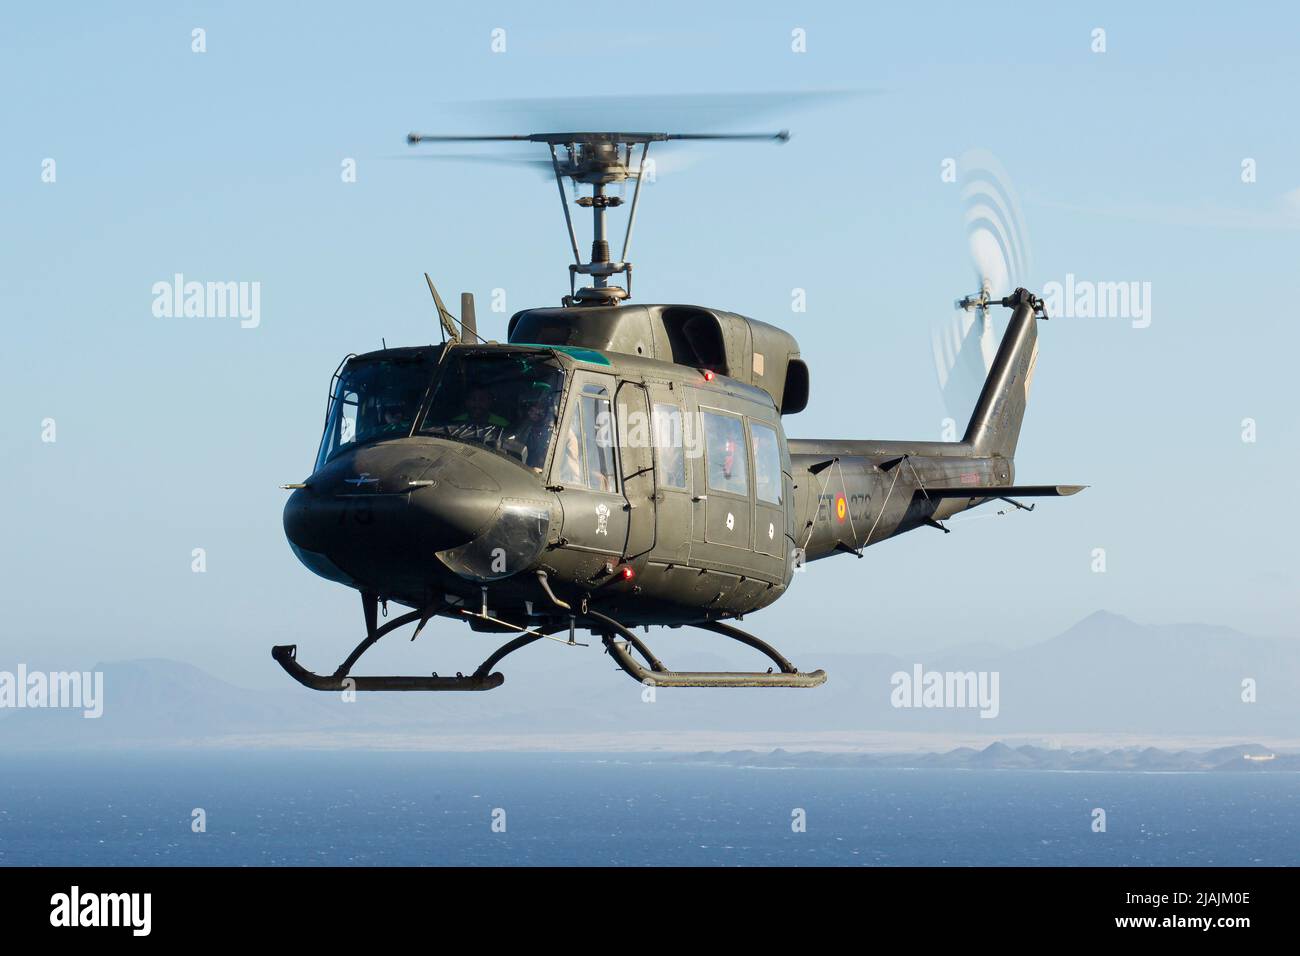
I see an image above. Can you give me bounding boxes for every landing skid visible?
[272,644,506,691]
[590,610,827,689]
[271,590,826,692]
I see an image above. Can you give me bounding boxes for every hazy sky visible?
[3,2,1297,686]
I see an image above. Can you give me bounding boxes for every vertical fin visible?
[963,293,1040,459]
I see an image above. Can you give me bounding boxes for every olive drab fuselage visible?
[285,334,804,629]
[285,295,1070,635]
[279,292,1080,691]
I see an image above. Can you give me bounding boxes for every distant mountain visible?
[676,742,1300,772]
[0,657,516,748]
[1,610,1297,748]
[739,609,1300,736]
[1,659,319,747]
[963,610,1300,735]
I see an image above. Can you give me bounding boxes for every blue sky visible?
[3,2,1298,685]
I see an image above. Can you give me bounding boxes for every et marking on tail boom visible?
[273,123,1085,694]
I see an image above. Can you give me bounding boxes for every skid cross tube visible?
[585,609,826,688]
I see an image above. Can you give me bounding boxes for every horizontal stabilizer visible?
[921,484,1086,499]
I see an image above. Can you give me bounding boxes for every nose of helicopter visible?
[283,440,553,593]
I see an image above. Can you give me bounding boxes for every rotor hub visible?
[406,127,789,308]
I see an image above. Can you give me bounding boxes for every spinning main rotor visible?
[407,128,789,306]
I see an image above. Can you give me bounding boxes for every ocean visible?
[0,751,1294,866]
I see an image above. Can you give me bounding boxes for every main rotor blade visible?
[409,89,875,145]
[409,130,788,145]
[408,133,530,144]
[667,131,789,142]
[432,89,875,131]
[388,151,698,179]
[390,153,555,169]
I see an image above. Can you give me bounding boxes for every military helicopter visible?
[274,123,1084,692]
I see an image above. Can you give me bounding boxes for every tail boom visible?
[786,290,1079,564]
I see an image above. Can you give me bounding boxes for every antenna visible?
[408,130,789,307]
[425,273,460,343]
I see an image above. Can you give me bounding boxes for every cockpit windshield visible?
[315,355,436,471]
[419,348,566,472]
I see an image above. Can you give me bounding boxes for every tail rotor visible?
[933,149,1032,421]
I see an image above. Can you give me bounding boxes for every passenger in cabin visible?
[701,411,748,496]
[722,438,737,479]
[558,413,584,485]
[510,385,558,472]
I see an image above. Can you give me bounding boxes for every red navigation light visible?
[702,369,714,382]
[620,566,635,581]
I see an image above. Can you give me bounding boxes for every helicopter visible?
[273,124,1084,692]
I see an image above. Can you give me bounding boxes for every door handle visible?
[692,495,708,502]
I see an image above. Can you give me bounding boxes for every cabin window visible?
[557,408,584,486]
[750,421,782,505]
[582,386,617,492]
[316,356,437,471]
[701,409,749,497]
[419,349,565,469]
[338,391,359,445]
[652,403,687,490]
[557,383,618,493]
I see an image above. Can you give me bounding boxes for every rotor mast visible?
[407,129,788,307]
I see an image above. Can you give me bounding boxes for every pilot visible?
[373,392,411,437]
[449,386,510,445]
[458,386,509,428]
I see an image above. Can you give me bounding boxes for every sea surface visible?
[0,751,1295,866]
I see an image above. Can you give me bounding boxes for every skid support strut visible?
[272,593,544,692]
